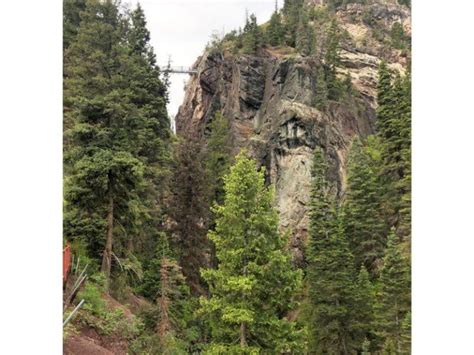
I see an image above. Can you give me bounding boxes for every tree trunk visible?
[240,322,247,348]
[101,192,114,281]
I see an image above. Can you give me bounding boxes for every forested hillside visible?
[63,0,411,353]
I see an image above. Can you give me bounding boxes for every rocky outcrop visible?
[175,1,410,265]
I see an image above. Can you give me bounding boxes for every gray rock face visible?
[175,2,410,265]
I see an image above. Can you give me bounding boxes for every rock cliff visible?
[175,1,410,265]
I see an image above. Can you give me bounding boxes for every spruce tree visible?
[63,0,86,49]
[324,19,343,100]
[343,137,387,278]
[204,112,233,207]
[242,13,263,54]
[400,311,411,354]
[307,147,334,246]
[307,215,358,354]
[295,6,311,55]
[267,4,285,47]
[64,0,171,283]
[353,266,377,352]
[167,137,210,295]
[283,0,304,47]
[314,66,329,110]
[375,230,411,353]
[376,63,411,241]
[199,152,303,353]
[306,148,359,354]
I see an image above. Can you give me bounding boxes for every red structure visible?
[63,244,71,283]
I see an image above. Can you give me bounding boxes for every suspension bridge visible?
[162,66,197,75]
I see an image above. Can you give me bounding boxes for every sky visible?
[128,0,283,124]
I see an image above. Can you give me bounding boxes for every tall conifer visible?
[199,153,303,353]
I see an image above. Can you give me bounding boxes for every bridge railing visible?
[162,66,197,74]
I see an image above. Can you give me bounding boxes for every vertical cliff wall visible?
[175,2,410,264]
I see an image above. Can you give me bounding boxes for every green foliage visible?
[137,232,173,300]
[78,279,107,316]
[374,230,411,352]
[376,63,411,240]
[307,148,335,245]
[63,0,86,49]
[242,14,264,54]
[76,275,143,339]
[398,0,411,8]
[400,311,411,354]
[199,152,303,353]
[267,7,285,47]
[282,0,305,47]
[205,112,233,207]
[313,67,329,110]
[343,137,388,277]
[353,266,377,352]
[64,0,171,281]
[390,22,410,50]
[306,148,375,353]
[295,5,313,56]
[167,137,210,295]
[307,215,359,353]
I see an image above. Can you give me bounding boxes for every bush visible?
[78,280,106,316]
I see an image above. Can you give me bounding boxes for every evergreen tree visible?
[314,66,329,110]
[242,13,263,54]
[64,0,171,284]
[136,233,195,353]
[324,19,343,100]
[283,0,304,47]
[343,137,387,277]
[167,137,210,295]
[138,232,173,300]
[392,73,411,241]
[400,311,411,354]
[307,147,335,247]
[63,0,86,49]
[307,215,358,354]
[199,152,303,353]
[204,112,233,207]
[306,148,359,354]
[353,266,377,352]
[295,6,311,55]
[376,63,411,241]
[375,230,411,353]
[267,3,285,47]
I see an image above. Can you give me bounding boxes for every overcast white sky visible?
[128,0,283,122]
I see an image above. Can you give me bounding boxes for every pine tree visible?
[156,257,191,347]
[306,148,359,354]
[283,0,305,47]
[343,137,387,277]
[375,230,411,353]
[400,311,411,354]
[295,6,311,55]
[353,266,377,352]
[242,13,263,54]
[307,147,334,246]
[64,0,171,284]
[324,19,343,100]
[307,216,358,354]
[199,152,303,353]
[267,3,285,47]
[392,73,411,241]
[204,112,233,207]
[167,137,210,295]
[314,66,329,110]
[63,0,86,49]
[376,63,411,241]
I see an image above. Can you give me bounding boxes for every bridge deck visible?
[162,66,197,74]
